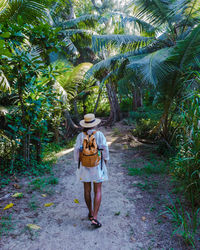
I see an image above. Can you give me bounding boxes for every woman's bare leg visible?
[93,182,102,220]
[83,182,93,216]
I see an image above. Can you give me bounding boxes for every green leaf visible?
[0,70,11,92]
[7,124,18,132]
[0,32,11,38]
[0,39,5,48]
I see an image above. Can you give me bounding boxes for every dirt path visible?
[0,124,189,250]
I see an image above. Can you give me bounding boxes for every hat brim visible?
[80,118,101,128]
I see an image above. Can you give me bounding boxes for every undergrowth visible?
[0,137,75,188]
[127,160,167,176]
[28,176,58,192]
[164,198,200,248]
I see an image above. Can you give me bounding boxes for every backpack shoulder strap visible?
[90,131,97,141]
[83,131,97,142]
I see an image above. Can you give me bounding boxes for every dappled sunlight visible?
[1,0,200,247]
[107,141,112,146]
[55,139,114,159]
[55,147,74,158]
[54,130,139,161]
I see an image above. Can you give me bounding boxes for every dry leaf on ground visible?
[27,224,41,230]
[13,183,20,189]
[130,236,136,242]
[44,203,54,207]
[3,203,14,210]
[141,216,146,221]
[12,192,23,198]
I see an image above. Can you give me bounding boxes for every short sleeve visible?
[74,133,82,163]
[97,131,109,161]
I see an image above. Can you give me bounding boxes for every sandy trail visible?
[1,125,188,250]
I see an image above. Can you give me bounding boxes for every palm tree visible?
[0,0,52,92]
[87,0,200,140]
[0,0,50,23]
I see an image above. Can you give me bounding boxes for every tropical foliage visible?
[0,0,200,245]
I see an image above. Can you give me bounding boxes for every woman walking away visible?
[74,113,109,228]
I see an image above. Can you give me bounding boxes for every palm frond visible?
[0,105,9,115]
[62,37,79,55]
[62,14,100,29]
[0,0,50,23]
[168,24,200,69]
[121,14,156,35]
[53,80,68,103]
[92,34,155,52]
[133,0,174,27]
[58,63,93,99]
[118,72,136,96]
[85,47,153,80]
[0,0,7,13]
[99,11,156,35]
[0,71,11,93]
[85,51,137,80]
[69,63,93,86]
[170,0,200,21]
[128,47,174,86]
[63,29,98,36]
[61,30,98,55]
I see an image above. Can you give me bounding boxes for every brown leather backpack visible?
[79,131,101,168]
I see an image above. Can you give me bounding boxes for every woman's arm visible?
[74,133,82,163]
[98,132,109,162]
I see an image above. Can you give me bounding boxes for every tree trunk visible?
[105,81,121,126]
[27,126,31,167]
[35,130,42,163]
[133,87,143,111]
[73,99,79,122]
[54,127,60,144]
[82,97,87,115]
[94,88,102,115]
[64,109,81,138]
[18,84,28,165]
[138,88,143,108]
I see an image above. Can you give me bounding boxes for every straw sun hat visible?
[80,113,101,128]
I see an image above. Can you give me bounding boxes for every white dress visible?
[74,129,109,183]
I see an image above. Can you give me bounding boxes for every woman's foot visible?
[91,218,102,228]
[88,213,93,221]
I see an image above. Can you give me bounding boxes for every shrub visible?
[120,97,132,112]
[169,93,200,205]
[132,118,158,139]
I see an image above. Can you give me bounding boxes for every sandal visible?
[91,218,102,228]
[88,213,93,221]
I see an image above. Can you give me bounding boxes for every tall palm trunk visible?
[18,84,29,166]
[73,99,79,122]
[94,88,102,115]
[106,81,121,125]
[133,87,143,111]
